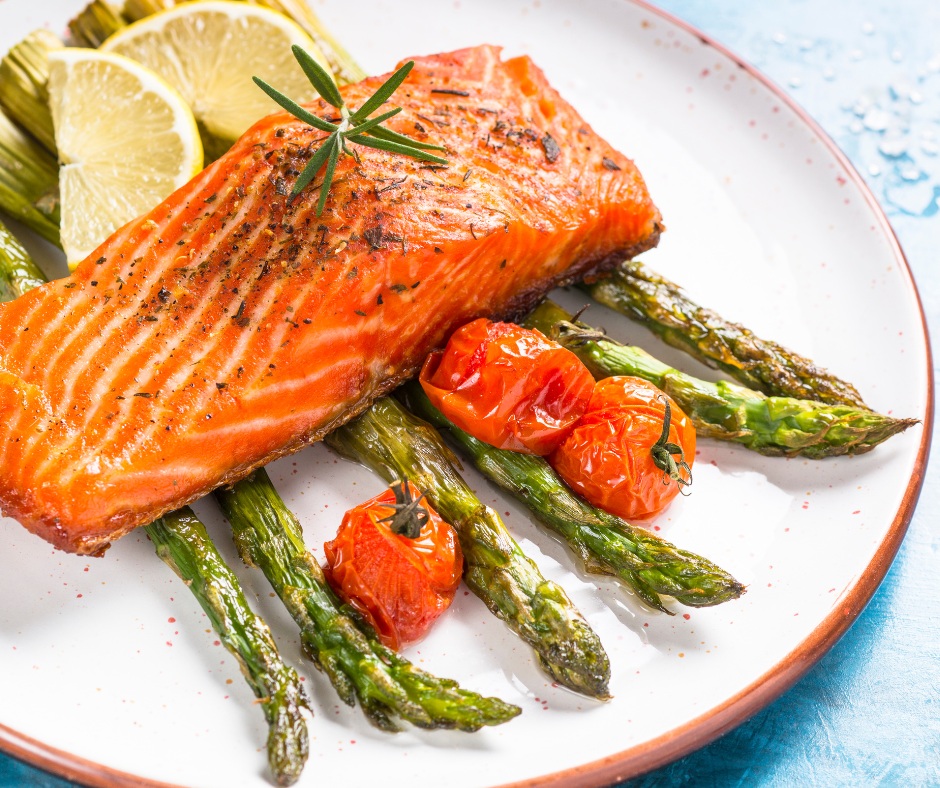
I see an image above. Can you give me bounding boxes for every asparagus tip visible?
[266,688,312,786]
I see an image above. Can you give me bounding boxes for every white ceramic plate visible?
[0,1,931,786]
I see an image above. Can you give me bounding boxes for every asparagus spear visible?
[252,0,367,85]
[147,509,310,786]
[1,219,310,786]
[401,383,745,612]
[579,260,870,409]
[68,0,127,48]
[0,218,47,300]
[215,468,520,731]
[525,300,917,459]
[0,32,62,245]
[120,0,171,20]
[326,398,612,699]
[0,29,61,155]
[0,110,59,245]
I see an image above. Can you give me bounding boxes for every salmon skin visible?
[0,45,661,555]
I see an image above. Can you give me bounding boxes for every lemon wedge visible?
[47,48,203,268]
[101,1,327,158]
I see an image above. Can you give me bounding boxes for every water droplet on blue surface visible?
[899,164,924,182]
[879,135,909,157]
[863,108,891,131]
[851,96,873,117]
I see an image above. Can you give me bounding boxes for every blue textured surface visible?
[2,1,938,786]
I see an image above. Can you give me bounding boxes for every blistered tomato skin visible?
[419,318,595,455]
[323,482,463,650]
[550,376,696,521]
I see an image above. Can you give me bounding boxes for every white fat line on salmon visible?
[56,244,294,484]
[0,289,53,376]
[12,164,221,391]
[235,345,367,410]
[0,369,58,491]
[179,371,358,443]
[52,193,260,408]
[94,212,367,469]
[94,245,332,471]
[27,183,271,485]
[0,216,139,374]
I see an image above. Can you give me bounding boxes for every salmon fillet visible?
[0,45,661,554]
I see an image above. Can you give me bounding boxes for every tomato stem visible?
[544,315,609,348]
[650,395,693,495]
[377,479,429,539]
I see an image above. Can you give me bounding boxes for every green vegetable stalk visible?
[120,0,172,21]
[325,397,612,699]
[0,31,63,244]
[0,218,47,300]
[0,110,59,246]
[68,0,127,48]
[580,260,871,409]
[215,468,521,732]
[147,509,310,786]
[401,383,745,612]
[526,300,916,458]
[251,0,367,85]
[0,29,61,155]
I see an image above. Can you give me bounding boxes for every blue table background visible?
[2,1,937,785]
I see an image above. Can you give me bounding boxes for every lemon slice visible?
[47,48,203,268]
[101,1,326,157]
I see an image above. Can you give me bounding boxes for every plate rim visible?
[0,1,933,786]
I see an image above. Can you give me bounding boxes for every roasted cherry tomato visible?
[323,481,463,650]
[550,376,695,521]
[419,318,595,455]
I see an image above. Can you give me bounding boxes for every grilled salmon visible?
[0,45,661,554]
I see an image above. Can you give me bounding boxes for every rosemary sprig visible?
[254,46,447,214]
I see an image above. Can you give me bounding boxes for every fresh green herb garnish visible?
[253,46,448,215]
